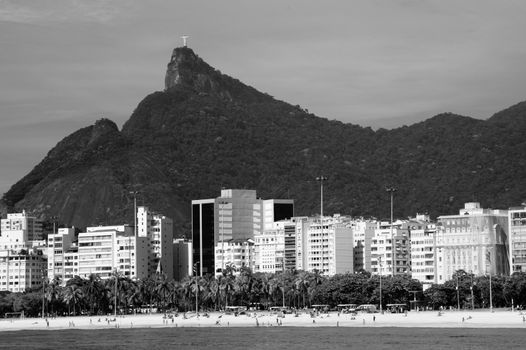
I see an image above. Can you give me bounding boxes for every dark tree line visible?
[2,268,526,318]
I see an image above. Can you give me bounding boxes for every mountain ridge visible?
[2,47,525,235]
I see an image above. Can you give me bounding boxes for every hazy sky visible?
[1,0,526,195]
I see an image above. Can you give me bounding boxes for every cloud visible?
[0,0,131,24]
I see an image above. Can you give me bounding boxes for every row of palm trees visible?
[8,268,524,318]
[36,266,328,316]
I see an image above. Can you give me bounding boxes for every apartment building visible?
[508,205,526,273]
[47,227,76,281]
[351,219,377,272]
[137,206,174,278]
[77,225,149,280]
[0,247,46,292]
[371,220,411,276]
[409,214,437,289]
[173,238,192,281]
[304,215,353,276]
[191,189,293,276]
[0,211,46,292]
[254,224,285,274]
[214,239,255,276]
[436,202,509,284]
[1,210,42,250]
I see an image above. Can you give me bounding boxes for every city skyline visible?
[1,0,526,194]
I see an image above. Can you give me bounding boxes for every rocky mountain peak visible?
[164,47,217,91]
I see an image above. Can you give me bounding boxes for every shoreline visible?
[1,310,526,331]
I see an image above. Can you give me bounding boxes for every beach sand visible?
[1,309,526,331]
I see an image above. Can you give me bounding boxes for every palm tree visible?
[155,274,172,312]
[295,271,310,308]
[62,284,84,315]
[83,274,103,315]
[45,276,62,316]
[234,267,254,306]
[307,270,325,306]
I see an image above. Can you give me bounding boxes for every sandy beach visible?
[1,309,526,332]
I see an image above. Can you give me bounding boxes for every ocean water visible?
[0,327,523,349]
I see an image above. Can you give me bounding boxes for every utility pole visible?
[386,187,397,277]
[193,262,199,315]
[378,256,383,314]
[114,270,118,317]
[456,274,460,311]
[469,273,475,310]
[316,176,327,275]
[218,200,229,275]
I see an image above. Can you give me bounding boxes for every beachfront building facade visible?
[435,202,509,284]
[304,215,353,276]
[371,220,411,276]
[351,219,377,272]
[191,189,294,276]
[77,225,149,281]
[137,206,174,278]
[47,227,76,281]
[409,214,437,289]
[173,238,192,281]
[254,224,285,274]
[0,247,46,292]
[0,211,43,251]
[509,205,526,273]
[0,211,46,292]
[214,239,255,276]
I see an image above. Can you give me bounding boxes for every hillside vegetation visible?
[2,47,525,236]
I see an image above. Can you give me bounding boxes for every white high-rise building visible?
[305,215,353,276]
[47,227,76,281]
[77,225,149,280]
[436,202,509,284]
[1,210,42,250]
[254,223,285,274]
[409,214,437,289]
[137,207,174,278]
[351,219,377,272]
[214,239,255,276]
[0,211,46,292]
[509,205,526,273]
[371,220,411,276]
[0,247,46,292]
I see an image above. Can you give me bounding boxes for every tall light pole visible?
[218,200,229,275]
[114,269,118,317]
[469,272,475,310]
[41,276,46,318]
[129,191,138,279]
[487,247,493,312]
[456,274,460,311]
[386,187,397,277]
[193,262,199,315]
[379,257,383,314]
[316,176,327,275]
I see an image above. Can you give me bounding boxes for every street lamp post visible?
[114,270,118,317]
[316,176,327,275]
[193,262,199,315]
[41,277,46,318]
[218,201,229,275]
[489,271,493,313]
[469,273,475,310]
[487,247,493,312]
[378,256,383,314]
[129,191,139,278]
[456,274,460,311]
[386,187,397,277]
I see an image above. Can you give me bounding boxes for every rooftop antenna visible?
[181,35,189,47]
